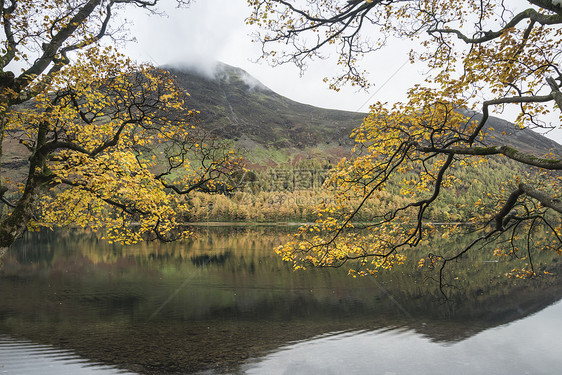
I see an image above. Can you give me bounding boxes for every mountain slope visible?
[166,62,562,159]
[459,109,562,156]
[2,63,561,181]
[166,63,365,149]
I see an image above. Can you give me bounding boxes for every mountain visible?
[166,62,562,161]
[2,62,561,179]
[165,63,365,149]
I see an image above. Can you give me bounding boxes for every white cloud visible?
[126,0,245,68]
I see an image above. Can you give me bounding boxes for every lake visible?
[1,226,561,374]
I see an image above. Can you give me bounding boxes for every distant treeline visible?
[181,156,532,223]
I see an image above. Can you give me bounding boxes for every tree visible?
[0,0,242,257]
[249,0,562,290]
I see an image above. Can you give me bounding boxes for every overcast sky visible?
[125,0,562,144]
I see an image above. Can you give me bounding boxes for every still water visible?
[1,226,561,374]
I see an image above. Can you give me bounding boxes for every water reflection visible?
[244,299,562,375]
[0,226,561,374]
[0,335,136,374]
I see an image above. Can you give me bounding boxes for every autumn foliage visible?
[249,0,562,286]
[0,0,241,255]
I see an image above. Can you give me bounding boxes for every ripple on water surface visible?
[0,335,136,375]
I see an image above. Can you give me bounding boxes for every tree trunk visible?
[0,129,47,260]
[0,182,39,259]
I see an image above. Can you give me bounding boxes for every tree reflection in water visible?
[0,226,561,374]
